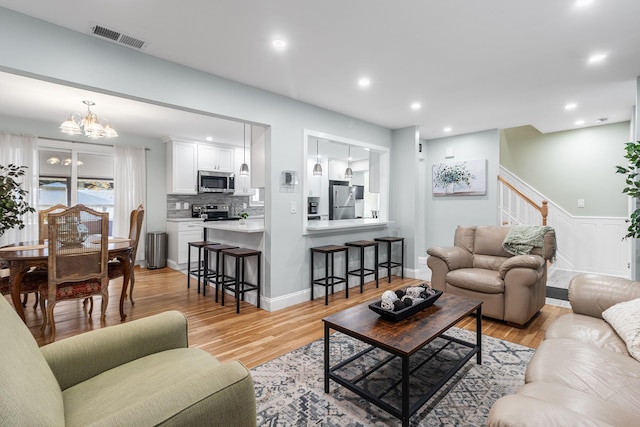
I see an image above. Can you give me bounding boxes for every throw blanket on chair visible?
[503,225,555,260]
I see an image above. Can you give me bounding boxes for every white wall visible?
[424,129,501,249]
[0,7,394,305]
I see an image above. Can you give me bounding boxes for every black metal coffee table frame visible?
[323,294,482,427]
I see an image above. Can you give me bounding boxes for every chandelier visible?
[59,100,118,138]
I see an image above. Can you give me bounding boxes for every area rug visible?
[252,327,534,426]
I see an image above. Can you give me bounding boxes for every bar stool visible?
[374,236,405,283]
[187,241,217,294]
[221,247,261,313]
[345,240,379,292]
[310,245,349,305]
[202,243,238,300]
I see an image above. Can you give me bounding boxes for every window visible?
[38,142,114,234]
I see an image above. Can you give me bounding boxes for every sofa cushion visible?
[0,296,65,426]
[525,338,640,410]
[446,268,504,294]
[63,348,254,427]
[602,297,640,361]
[545,313,629,356]
[474,226,512,257]
[489,382,640,427]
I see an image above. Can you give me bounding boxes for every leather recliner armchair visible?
[427,225,556,327]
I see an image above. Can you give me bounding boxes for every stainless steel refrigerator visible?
[332,185,356,220]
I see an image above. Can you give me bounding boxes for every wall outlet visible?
[577,199,585,208]
[183,202,189,210]
[175,202,181,210]
[243,202,247,209]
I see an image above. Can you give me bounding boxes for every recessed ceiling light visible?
[410,102,422,111]
[272,39,287,51]
[575,0,594,7]
[206,136,213,142]
[565,103,577,110]
[358,77,371,88]
[575,120,585,125]
[588,53,607,64]
[443,127,452,132]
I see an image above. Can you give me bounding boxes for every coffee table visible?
[323,293,482,427]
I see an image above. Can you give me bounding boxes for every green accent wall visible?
[500,123,630,217]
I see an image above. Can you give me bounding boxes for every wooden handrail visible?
[498,176,548,225]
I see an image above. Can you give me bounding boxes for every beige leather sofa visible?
[427,225,556,326]
[488,273,640,426]
[0,295,256,426]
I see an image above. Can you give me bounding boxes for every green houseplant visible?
[615,141,640,239]
[0,164,36,237]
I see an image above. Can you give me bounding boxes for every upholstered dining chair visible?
[38,204,68,240]
[40,204,109,341]
[108,204,144,305]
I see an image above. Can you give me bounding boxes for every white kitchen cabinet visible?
[328,160,349,181]
[197,144,234,172]
[233,147,253,195]
[250,125,266,188]
[166,220,203,270]
[166,139,197,194]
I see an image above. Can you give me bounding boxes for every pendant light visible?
[239,124,249,176]
[313,139,323,176]
[344,146,353,179]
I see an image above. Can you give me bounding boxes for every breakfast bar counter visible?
[306,218,391,233]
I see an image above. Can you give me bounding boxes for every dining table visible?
[0,238,134,323]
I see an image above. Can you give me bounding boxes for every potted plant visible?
[0,164,35,237]
[238,211,249,224]
[615,141,640,239]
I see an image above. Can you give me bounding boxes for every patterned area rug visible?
[252,327,534,426]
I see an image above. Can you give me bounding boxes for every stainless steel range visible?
[191,203,235,221]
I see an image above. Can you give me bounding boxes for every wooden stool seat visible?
[203,243,237,300]
[221,247,261,313]
[187,240,218,294]
[375,236,405,283]
[345,240,379,292]
[311,245,349,305]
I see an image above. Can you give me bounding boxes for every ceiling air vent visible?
[90,24,147,50]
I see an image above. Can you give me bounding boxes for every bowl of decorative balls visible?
[368,284,443,321]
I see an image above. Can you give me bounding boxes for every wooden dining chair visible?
[108,204,144,305]
[40,204,109,341]
[38,204,68,240]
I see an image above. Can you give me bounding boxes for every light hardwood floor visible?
[15,266,571,369]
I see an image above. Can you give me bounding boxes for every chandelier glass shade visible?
[239,124,249,176]
[344,146,353,179]
[59,100,118,138]
[313,139,322,176]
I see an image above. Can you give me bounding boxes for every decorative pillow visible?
[602,297,640,361]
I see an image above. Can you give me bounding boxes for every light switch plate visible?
[577,199,585,208]
[290,201,297,214]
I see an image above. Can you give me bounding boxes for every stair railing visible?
[498,176,548,225]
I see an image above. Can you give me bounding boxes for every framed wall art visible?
[432,159,487,196]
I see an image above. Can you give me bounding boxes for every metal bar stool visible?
[310,245,349,305]
[345,240,379,292]
[374,236,405,283]
[202,243,237,299]
[187,241,217,293]
[221,247,261,313]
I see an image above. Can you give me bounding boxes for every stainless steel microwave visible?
[197,170,235,193]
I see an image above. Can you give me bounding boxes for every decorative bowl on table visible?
[57,219,89,246]
[369,285,443,322]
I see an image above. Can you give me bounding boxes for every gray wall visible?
[0,7,393,301]
[424,129,501,248]
[501,123,629,217]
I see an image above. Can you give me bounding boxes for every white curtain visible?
[0,132,39,247]
[114,145,146,264]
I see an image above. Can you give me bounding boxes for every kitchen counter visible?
[189,219,265,234]
[305,218,391,232]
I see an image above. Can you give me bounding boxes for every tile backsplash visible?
[166,194,264,219]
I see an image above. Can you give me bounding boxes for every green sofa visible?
[0,296,256,426]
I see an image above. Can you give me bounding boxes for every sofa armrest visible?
[426,246,472,270]
[498,254,544,279]
[41,310,189,390]
[568,273,640,319]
